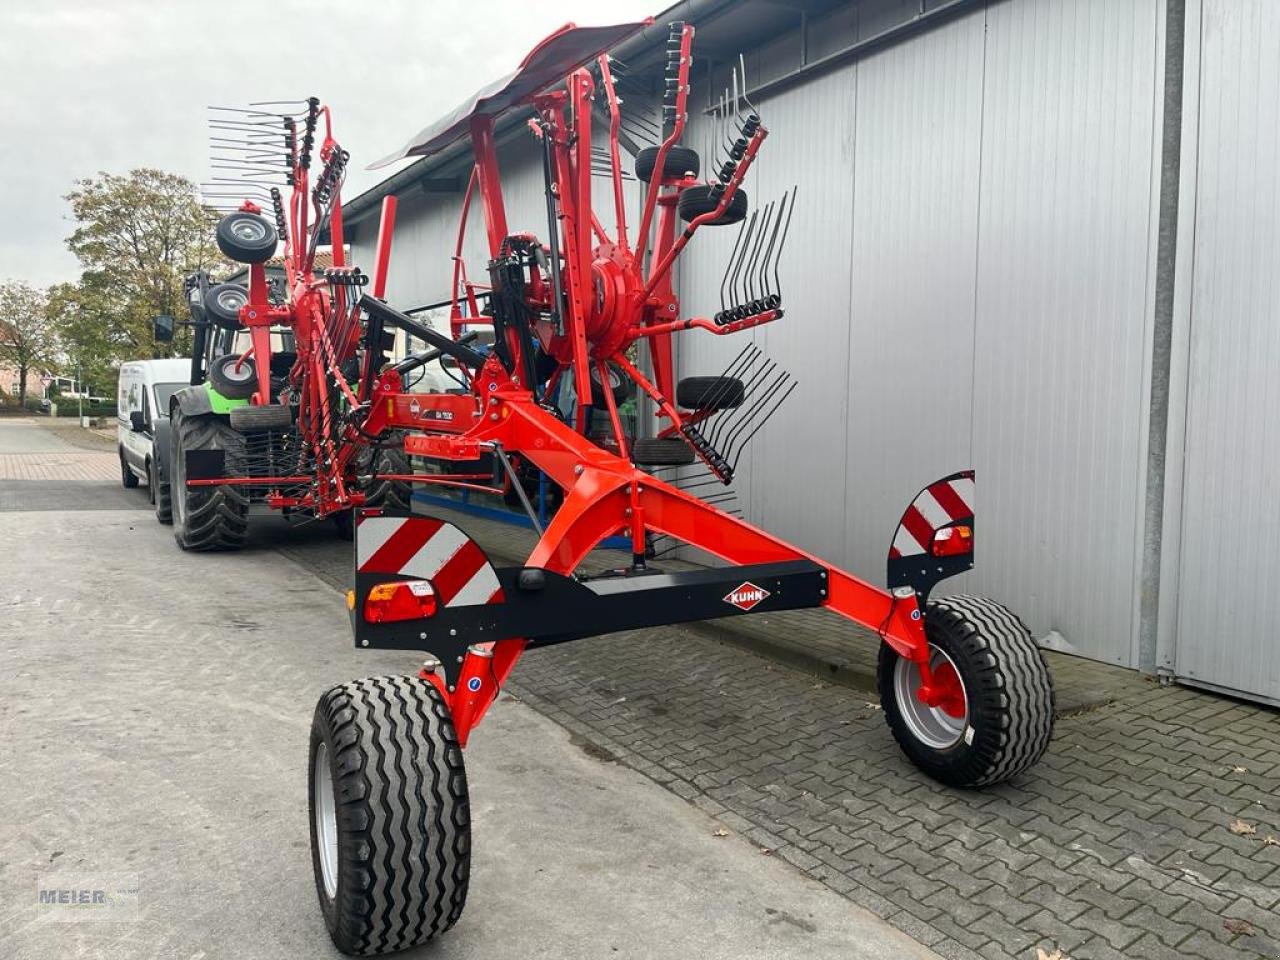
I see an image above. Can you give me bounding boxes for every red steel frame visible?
[197,28,957,747]
[356,25,949,746]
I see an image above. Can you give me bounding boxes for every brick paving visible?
[403,496,1280,960]
[68,466,1280,960]
[0,418,118,481]
[0,452,118,481]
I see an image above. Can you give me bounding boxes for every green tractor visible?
[156,268,409,551]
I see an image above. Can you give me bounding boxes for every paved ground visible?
[0,421,933,960]
[283,495,1280,960]
[4,419,1280,960]
[0,418,116,481]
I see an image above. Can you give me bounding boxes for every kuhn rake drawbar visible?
[181,18,1053,957]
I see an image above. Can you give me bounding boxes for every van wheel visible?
[149,458,172,525]
[170,406,248,551]
[119,449,139,489]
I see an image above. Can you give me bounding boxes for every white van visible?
[117,359,190,519]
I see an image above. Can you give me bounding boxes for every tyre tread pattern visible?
[879,595,1054,787]
[171,408,249,551]
[363,435,413,512]
[313,676,469,956]
[632,437,696,466]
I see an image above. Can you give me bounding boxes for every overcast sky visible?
[0,0,657,287]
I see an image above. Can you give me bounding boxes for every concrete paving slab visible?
[0,509,937,960]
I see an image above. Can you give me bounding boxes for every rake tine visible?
[758,190,789,302]
[737,53,762,118]
[772,184,797,302]
[728,210,758,312]
[743,200,775,304]
[707,354,776,450]
[722,371,794,468]
[730,380,797,472]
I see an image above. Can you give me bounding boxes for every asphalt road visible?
[0,418,935,960]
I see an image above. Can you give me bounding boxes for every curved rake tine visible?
[730,381,797,472]
[728,210,758,312]
[737,54,762,118]
[743,200,775,305]
[707,355,776,450]
[721,371,792,466]
[720,217,749,313]
[772,185,797,302]
[758,190,789,302]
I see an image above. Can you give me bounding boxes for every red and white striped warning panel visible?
[356,515,503,607]
[889,471,975,559]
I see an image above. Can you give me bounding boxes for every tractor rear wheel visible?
[363,436,413,512]
[170,406,248,551]
[310,676,470,956]
[878,595,1054,788]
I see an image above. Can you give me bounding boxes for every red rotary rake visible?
[177,18,1053,957]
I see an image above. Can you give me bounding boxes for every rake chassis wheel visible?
[310,676,470,955]
[879,596,1054,787]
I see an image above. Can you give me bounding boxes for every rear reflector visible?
[931,525,973,558]
[363,579,438,623]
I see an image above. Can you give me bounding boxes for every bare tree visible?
[0,282,57,403]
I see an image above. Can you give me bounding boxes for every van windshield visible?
[154,382,186,413]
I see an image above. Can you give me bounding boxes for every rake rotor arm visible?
[634,22,695,265]
[643,126,768,299]
[633,309,782,338]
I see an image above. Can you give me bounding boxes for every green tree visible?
[0,282,57,402]
[63,169,227,366]
[46,280,122,393]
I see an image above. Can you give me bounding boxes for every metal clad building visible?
[345,0,1280,704]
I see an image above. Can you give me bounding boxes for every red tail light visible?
[363,579,438,623]
[930,525,973,558]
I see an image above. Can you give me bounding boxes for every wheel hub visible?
[893,645,969,749]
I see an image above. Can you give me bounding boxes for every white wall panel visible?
[1173,0,1280,702]
[840,8,985,585]
[972,0,1160,664]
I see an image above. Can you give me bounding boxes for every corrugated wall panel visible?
[1173,0,1280,701]
[971,0,1159,664]
[841,7,985,586]
[678,60,859,562]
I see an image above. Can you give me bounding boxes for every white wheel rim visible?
[231,218,267,243]
[216,289,246,312]
[893,644,969,750]
[313,742,339,899]
[220,359,253,382]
